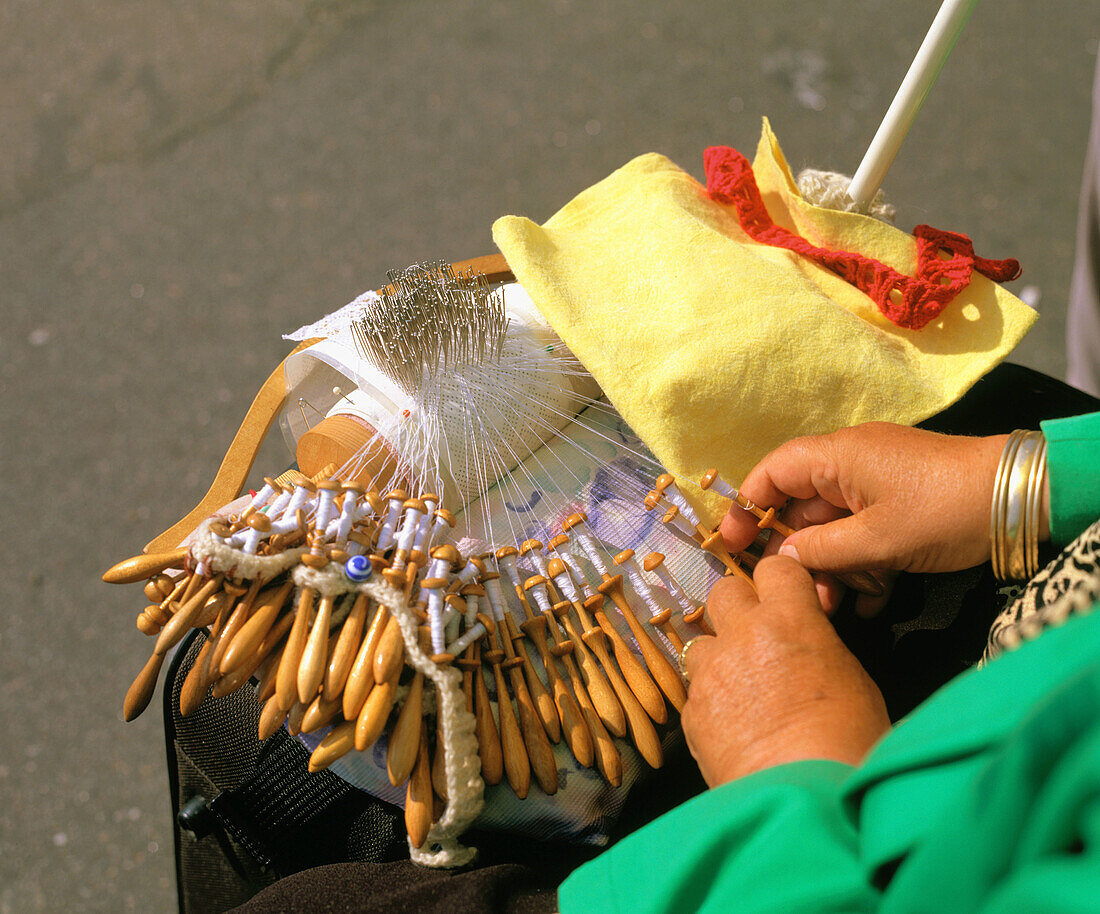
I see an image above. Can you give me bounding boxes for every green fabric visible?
[559,606,1100,914]
[1041,411,1100,545]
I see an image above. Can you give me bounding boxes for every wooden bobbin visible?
[103,546,190,585]
[387,628,431,786]
[213,609,295,699]
[458,638,503,787]
[219,580,295,676]
[597,574,686,713]
[342,604,390,721]
[545,564,626,739]
[489,557,560,745]
[486,574,556,796]
[405,720,434,848]
[298,594,337,705]
[355,665,400,752]
[324,593,370,698]
[521,576,593,771]
[483,629,530,799]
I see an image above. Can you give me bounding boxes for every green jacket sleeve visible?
[560,608,1100,914]
[558,760,878,914]
[1040,410,1100,544]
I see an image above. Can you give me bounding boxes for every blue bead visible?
[345,554,372,583]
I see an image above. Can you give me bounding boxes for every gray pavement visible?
[2,1,1098,910]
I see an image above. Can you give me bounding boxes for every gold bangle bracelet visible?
[990,430,1048,581]
[1024,436,1047,579]
[990,431,1023,580]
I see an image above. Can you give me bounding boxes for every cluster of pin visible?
[113,466,746,849]
[351,262,510,395]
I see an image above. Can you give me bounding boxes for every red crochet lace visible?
[703,146,1021,330]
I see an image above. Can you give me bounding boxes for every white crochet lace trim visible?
[797,168,897,223]
[189,517,308,581]
[291,563,484,868]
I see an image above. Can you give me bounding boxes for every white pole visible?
[848,0,980,207]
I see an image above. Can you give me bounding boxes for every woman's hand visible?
[720,423,1011,613]
[680,556,890,788]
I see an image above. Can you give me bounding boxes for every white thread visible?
[574,529,609,579]
[445,622,486,659]
[652,562,696,616]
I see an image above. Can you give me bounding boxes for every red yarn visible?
[703,146,1021,330]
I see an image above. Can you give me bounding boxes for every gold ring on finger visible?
[679,635,710,684]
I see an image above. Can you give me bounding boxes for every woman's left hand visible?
[680,555,891,788]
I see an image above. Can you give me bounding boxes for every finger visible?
[854,571,897,618]
[719,503,763,554]
[739,436,851,514]
[812,572,845,616]
[705,574,758,636]
[750,554,822,616]
[679,634,719,686]
[777,507,897,574]
[779,495,851,531]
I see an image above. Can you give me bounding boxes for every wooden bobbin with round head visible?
[562,511,588,533]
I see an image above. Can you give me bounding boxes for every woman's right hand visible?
[720,423,1015,581]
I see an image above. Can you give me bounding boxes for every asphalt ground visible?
[2,2,1098,910]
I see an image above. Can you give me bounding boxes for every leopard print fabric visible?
[984,518,1100,663]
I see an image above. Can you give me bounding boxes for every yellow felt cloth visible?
[491,120,1036,524]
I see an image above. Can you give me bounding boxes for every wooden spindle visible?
[387,629,430,786]
[355,665,400,751]
[103,546,190,584]
[520,577,593,770]
[276,587,316,711]
[308,720,356,772]
[405,720,433,848]
[123,652,165,722]
[298,594,337,704]
[153,575,225,656]
[212,611,294,699]
[491,594,557,795]
[597,575,686,712]
[324,593,369,697]
[218,580,295,675]
[583,593,667,726]
[484,640,529,798]
[342,605,389,720]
